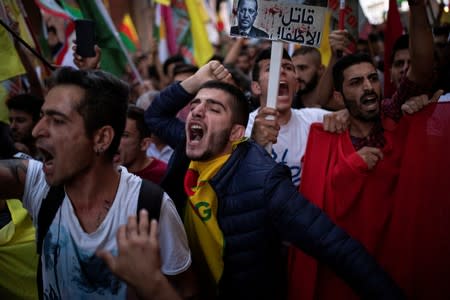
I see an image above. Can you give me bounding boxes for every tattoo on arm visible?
[2,159,27,185]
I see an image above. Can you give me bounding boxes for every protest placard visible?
[229,0,328,152]
[230,0,327,47]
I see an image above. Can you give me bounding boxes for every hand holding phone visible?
[75,19,96,57]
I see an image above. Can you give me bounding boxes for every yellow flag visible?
[2,0,35,47]
[0,26,25,82]
[441,10,450,24]
[318,10,332,67]
[0,83,9,123]
[185,0,214,66]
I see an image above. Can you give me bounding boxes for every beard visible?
[186,127,231,161]
[298,73,319,95]
[343,91,380,122]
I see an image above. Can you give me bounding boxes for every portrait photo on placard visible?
[230,0,328,47]
[230,0,269,38]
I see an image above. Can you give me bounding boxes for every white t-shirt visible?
[146,143,174,164]
[23,160,191,299]
[439,93,450,102]
[246,108,328,186]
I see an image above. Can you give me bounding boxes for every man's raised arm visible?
[407,0,434,86]
[383,0,434,121]
[145,61,232,148]
[0,159,29,199]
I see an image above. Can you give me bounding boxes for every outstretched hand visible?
[73,44,101,70]
[97,210,180,300]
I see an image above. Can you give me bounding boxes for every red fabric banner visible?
[288,102,450,299]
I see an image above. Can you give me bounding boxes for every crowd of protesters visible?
[1,0,450,299]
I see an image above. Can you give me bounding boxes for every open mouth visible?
[361,94,378,109]
[38,147,55,170]
[278,81,289,96]
[189,124,204,142]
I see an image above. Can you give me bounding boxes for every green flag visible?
[76,0,128,78]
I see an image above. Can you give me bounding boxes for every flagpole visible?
[264,40,283,154]
[338,0,345,30]
[94,0,143,85]
[337,0,345,58]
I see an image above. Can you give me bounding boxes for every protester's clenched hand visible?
[401,89,443,115]
[323,109,350,133]
[181,61,232,94]
[357,146,383,170]
[208,60,232,82]
[251,107,280,146]
[329,30,352,56]
[73,44,101,70]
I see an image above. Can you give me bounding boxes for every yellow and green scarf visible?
[184,154,229,286]
[183,139,246,291]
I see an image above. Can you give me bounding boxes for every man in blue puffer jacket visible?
[145,61,403,300]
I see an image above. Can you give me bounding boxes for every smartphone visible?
[75,19,96,57]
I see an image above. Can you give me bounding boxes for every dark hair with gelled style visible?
[332,53,375,93]
[126,105,151,139]
[198,80,249,127]
[252,48,292,82]
[6,94,44,123]
[48,67,129,159]
[390,34,409,64]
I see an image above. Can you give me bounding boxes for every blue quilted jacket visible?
[145,82,403,300]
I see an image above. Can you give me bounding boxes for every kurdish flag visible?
[34,0,77,67]
[119,13,140,53]
[154,3,171,64]
[76,0,128,78]
[37,0,131,78]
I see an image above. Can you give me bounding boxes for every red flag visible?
[384,0,403,98]
[288,120,403,300]
[381,102,450,299]
[288,102,450,300]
